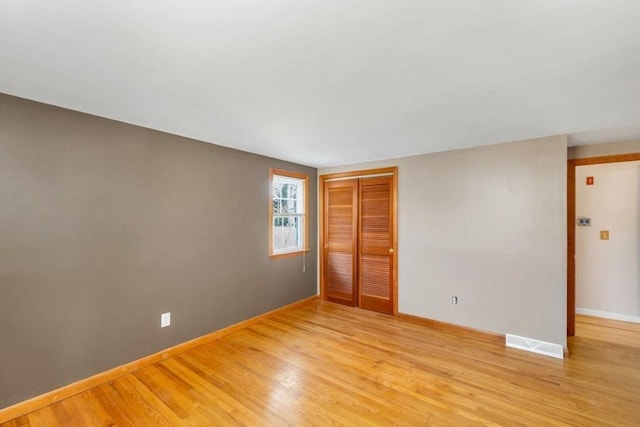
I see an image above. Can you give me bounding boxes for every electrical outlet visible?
[451,296,458,305]
[161,312,171,328]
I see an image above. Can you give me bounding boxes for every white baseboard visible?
[576,308,640,324]
[505,334,564,359]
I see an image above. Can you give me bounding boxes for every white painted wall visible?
[568,139,640,159]
[319,135,568,347]
[575,161,640,322]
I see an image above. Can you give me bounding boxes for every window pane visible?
[273,215,303,251]
[293,216,302,247]
[273,176,304,215]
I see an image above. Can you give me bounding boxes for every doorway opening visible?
[567,153,640,336]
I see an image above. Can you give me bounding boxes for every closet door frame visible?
[319,167,398,315]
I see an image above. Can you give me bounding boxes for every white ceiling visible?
[1,1,639,167]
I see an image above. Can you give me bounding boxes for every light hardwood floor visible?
[2,301,639,426]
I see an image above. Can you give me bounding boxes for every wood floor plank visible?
[58,399,84,426]
[67,391,112,426]
[109,376,173,426]
[159,357,256,426]
[27,407,60,427]
[90,383,137,426]
[132,365,210,426]
[2,301,639,426]
[46,403,71,426]
[73,389,115,426]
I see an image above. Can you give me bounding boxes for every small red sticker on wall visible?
[586,176,594,185]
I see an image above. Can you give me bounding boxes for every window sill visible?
[270,249,311,260]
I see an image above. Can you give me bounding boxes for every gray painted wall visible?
[320,135,568,347]
[0,94,317,409]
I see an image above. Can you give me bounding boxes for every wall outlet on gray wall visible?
[451,296,458,305]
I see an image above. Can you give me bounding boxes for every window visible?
[269,169,308,257]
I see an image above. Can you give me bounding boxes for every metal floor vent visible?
[506,334,564,359]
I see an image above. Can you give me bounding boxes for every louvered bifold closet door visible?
[324,179,358,306]
[358,176,394,314]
